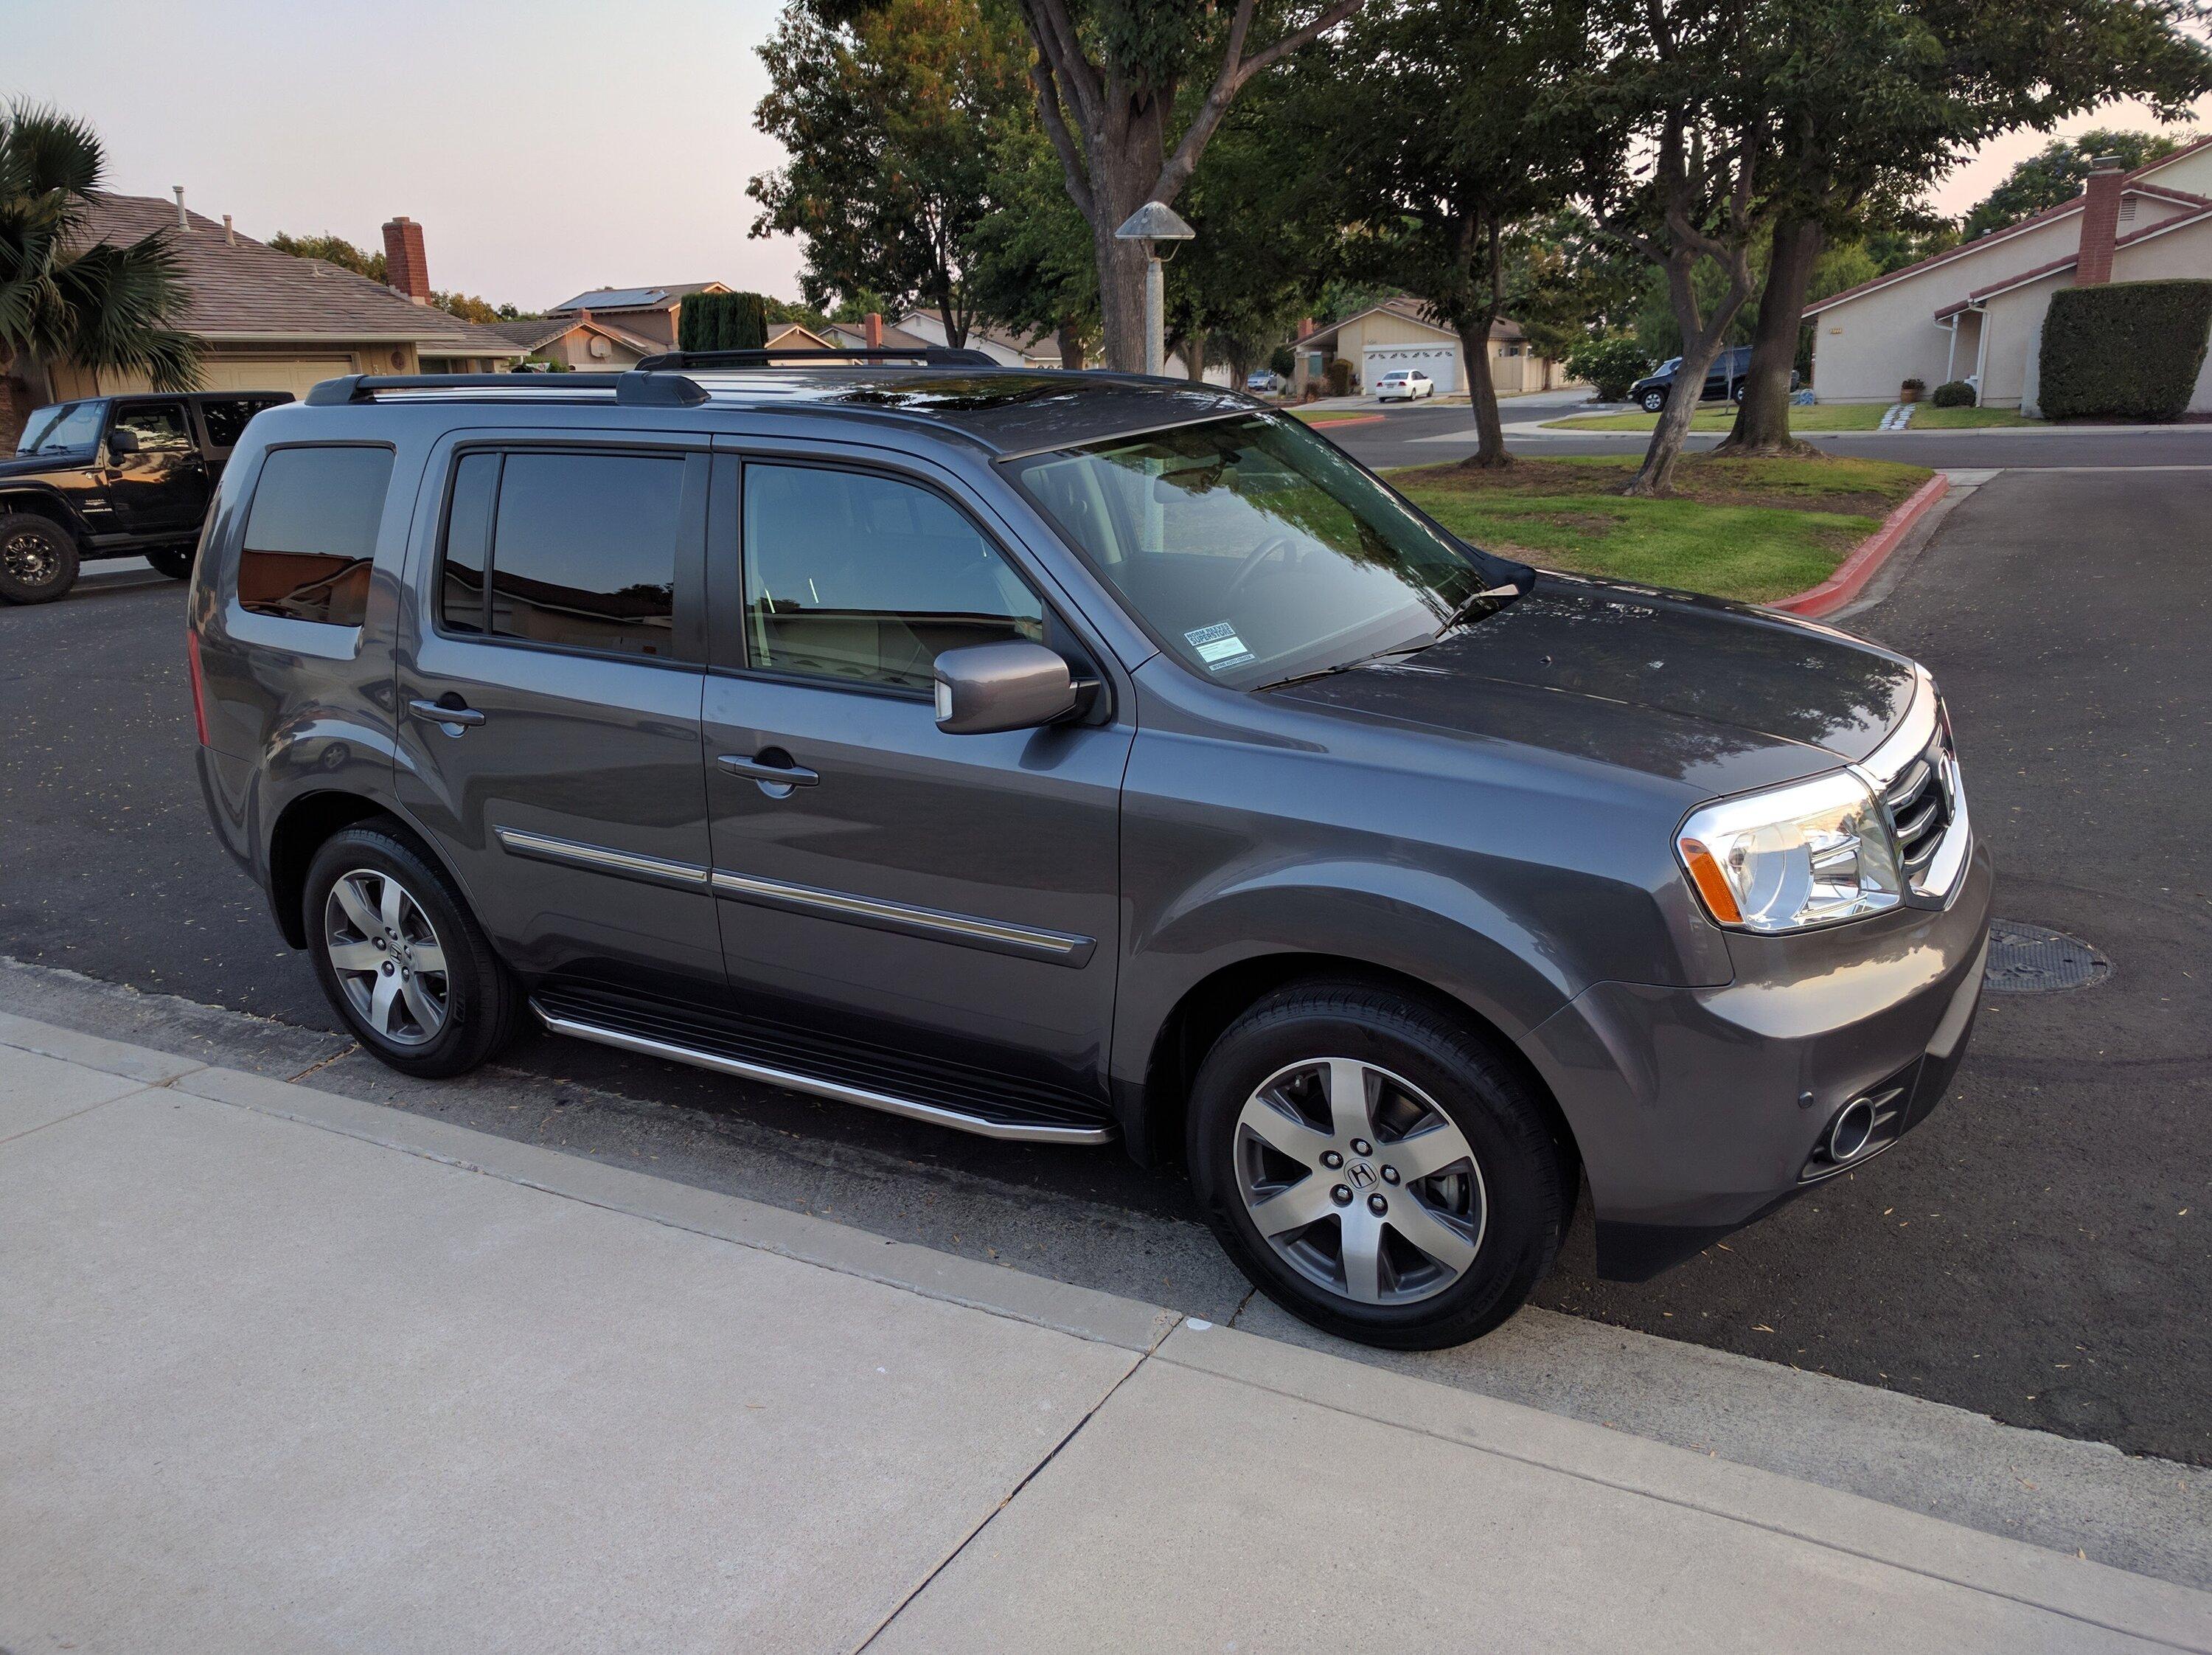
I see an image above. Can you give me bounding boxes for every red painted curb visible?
[1771,473,1950,619]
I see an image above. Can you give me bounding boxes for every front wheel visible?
[0,513,80,605]
[303,822,521,1078]
[1187,982,1567,1349]
[1639,389,1666,413]
[1731,382,1747,404]
[146,544,195,580]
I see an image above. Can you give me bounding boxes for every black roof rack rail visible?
[633,346,999,371]
[303,371,709,408]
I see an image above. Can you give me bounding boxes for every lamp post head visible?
[1115,201,1196,243]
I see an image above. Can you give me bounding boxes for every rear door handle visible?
[408,698,486,730]
[719,752,819,788]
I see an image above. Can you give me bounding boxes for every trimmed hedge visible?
[1931,379,1975,407]
[2039,279,2212,421]
[678,291,769,353]
[1565,335,1650,402]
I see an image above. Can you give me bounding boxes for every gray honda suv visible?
[188,352,1990,1348]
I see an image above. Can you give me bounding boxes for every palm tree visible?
[1,103,202,399]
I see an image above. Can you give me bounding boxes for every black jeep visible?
[1,391,292,603]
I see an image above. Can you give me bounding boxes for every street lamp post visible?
[1113,201,1196,378]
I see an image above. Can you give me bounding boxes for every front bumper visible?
[1520,839,1994,1280]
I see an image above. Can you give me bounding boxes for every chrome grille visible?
[1884,713,1958,892]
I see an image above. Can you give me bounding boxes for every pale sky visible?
[3,0,2203,313]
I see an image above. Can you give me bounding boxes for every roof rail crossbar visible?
[633,347,998,371]
[303,372,707,408]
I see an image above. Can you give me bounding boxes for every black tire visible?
[1639,389,1666,413]
[1730,381,1747,404]
[0,513,80,605]
[303,821,521,1078]
[146,544,195,580]
[1187,981,1566,1349]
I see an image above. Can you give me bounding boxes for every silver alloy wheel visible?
[4,526,58,587]
[324,869,450,1047]
[1233,1058,1486,1307]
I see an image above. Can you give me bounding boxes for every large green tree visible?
[1718,0,2211,454]
[750,0,1032,347]
[1963,126,2196,240]
[964,121,1101,365]
[1,104,200,408]
[1310,0,1593,464]
[1017,0,1366,369]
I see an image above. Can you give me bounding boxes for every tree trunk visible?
[1453,319,1510,468]
[937,300,969,351]
[1183,332,1207,383]
[1626,254,1750,497]
[1717,216,1823,455]
[1057,316,1087,372]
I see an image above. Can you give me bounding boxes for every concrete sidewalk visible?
[4,1015,2208,1654]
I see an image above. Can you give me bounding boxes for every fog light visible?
[1828,1097,1876,1163]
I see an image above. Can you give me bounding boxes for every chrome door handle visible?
[408,698,486,729]
[719,753,819,787]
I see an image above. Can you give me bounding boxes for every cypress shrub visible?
[678,291,770,352]
[2038,280,2212,421]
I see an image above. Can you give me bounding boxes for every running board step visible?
[529,990,1116,1147]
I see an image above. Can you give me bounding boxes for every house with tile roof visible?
[545,282,731,353]
[484,312,665,372]
[1806,138,2212,413]
[23,198,523,423]
[1290,295,1572,398]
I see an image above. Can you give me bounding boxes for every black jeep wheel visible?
[0,513,80,605]
[146,544,196,580]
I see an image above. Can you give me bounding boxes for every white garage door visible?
[1363,344,1459,394]
[200,356,357,398]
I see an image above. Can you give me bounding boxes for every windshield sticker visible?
[1186,622,1256,670]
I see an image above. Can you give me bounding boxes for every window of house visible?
[438,450,684,658]
[237,445,394,626]
[742,463,1043,691]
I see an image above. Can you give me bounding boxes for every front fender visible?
[0,483,91,541]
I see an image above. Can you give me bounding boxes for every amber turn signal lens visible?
[1679,837,1744,926]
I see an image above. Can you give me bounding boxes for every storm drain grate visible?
[1983,920,2110,994]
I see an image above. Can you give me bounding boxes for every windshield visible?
[1006,413,1517,689]
[14,402,103,457]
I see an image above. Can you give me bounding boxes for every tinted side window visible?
[486,451,682,658]
[438,452,500,635]
[200,397,285,449]
[112,401,191,452]
[743,464,1044,692]
[237,445,394,626]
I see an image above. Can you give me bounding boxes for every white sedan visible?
[1374,369,1436,402]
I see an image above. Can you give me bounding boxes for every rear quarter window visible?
[237,445,394,627]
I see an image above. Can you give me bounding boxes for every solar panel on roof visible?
[563,288,667,310]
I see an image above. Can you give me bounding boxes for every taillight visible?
[186,628,209,746]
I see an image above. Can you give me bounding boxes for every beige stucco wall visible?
[2141,144,2212,196]
[44,343,405,401]
[591,306,679,348]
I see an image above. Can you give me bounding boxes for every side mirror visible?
[933,640,1079,735]
[106,427,142,457]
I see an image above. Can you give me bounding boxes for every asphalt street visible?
[2,459,2206,1465]
[1328,389,2212,471]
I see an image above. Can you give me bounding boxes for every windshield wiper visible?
[1436,579,1528,635]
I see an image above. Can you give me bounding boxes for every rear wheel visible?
[1639,388,1666,413]
[303,822,521,1078]
[0,513,79,605]
[1187,981,1566,1349]
[146,544,195,580]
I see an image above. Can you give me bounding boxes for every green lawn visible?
[1545,403,2037,432]
[1290,407,1385,425]
[1392,453,1933,603]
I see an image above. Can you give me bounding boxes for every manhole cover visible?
[1983,921,2110,994]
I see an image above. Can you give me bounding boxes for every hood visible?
[1270,572,1920,795]
[0,450,88,479]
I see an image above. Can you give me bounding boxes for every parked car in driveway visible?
[1376,369,1435,402]
[187,353,1989,1348]
[1627,347,1800,413]
[1,391,292,603]
[1245,369,1286,395]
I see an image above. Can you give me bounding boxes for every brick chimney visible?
[1295,317,1315,341]
[2076,158,2125,288]
[382,216,432,304]
[863,312,884,349]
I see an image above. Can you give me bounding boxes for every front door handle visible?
[408,697,487,731]
[719,752,819,788]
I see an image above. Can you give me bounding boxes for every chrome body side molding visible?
[492,827,711,892]
[709,869,1096,967]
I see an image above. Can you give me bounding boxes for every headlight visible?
[1677,771,1902,934]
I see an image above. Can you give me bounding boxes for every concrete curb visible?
[1771,472,1951,619]
[5,1010,2208,1648]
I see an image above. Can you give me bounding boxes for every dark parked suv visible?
[2,390,291,603]
[188,353,1989,1347]
[1627,346,1799,413]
